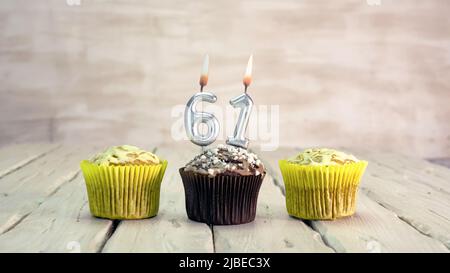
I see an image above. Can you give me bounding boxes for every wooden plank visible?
[311,194,448,253]
[2,144,446,252]
[357,151,450,195]
[0,174,113,252]
[428,158,450,169]
[103,143,214,252]
[0,145,96,234]
[361,168,450,249]
[252,147,301,195]
[258,147,450,251]
[344,151,450,249]
[0,143,59,179]
[383,154,450,181]
[213,172,334,253]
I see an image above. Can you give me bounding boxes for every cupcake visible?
[279,148,368,220]
[80,145,168,220]
[179,144,266,225]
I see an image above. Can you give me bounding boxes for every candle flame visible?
[199,54,209,89]
[243,55,253,89]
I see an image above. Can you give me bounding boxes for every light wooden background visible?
[0,0,449,158]
[1,143,450,252]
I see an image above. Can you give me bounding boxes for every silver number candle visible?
[185,92,219,146]
[226,55,254,149]
[185,55,220,146]
[227,93,253,149]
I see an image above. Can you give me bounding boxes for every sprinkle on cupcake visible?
[184,144,265,177]
[91,145,160,166]
[288,148,359,166]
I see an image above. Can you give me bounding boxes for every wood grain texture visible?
[0,143,59,179]
[311,194,448,253]
[0,145,96,234]
[0,143,448,252]
[0,175,113,253]
[354,151,450,190]
[429,158,450,169]
[257,147,450,252]
[347,150,450,249]
[361,164,450,249]
[1,1,450,158]
[252,147,301,194]
[213,172,333,253]
[103,144,214,252]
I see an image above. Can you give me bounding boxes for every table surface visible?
[0,143,449,253]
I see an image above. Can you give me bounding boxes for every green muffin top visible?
[90,145,160,166]
[288,148,359,166]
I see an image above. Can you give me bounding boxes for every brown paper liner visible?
[179,168,265,225]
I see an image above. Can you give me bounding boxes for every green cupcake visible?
[279,148,368,220]
[80,145,167,220]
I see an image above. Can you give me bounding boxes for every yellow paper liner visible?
[80,160,168,220]
[279,160,368,220]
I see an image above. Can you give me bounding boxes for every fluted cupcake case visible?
[180,168,265,225]
[80,160,168,219]
[279,160,368,220]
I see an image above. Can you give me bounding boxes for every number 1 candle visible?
[226,55,254,149]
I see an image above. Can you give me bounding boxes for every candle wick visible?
[200,85,204,92]
[244,85,248,93]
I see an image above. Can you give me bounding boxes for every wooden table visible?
[0,143,449,253]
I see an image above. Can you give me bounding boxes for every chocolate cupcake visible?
[179,144,266,225]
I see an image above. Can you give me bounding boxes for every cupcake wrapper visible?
[179,168,265,225]
[80,160,168,220]
[279,160,368,220]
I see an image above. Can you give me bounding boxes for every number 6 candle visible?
[184,55,220,146]
[226,55,254,149]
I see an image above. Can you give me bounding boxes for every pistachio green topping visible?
[91,145,160,166]
[288,148,359,166]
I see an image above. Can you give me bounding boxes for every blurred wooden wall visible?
[0,0,449,157]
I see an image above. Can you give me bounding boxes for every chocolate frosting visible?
[184,144,265,177]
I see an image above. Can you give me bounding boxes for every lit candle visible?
[243,54,253,92]
[226,55,254,149]
[185,55,220,146]
[199,54,209,91]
